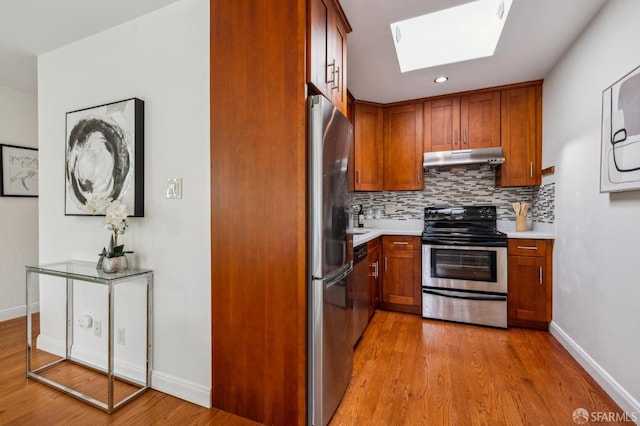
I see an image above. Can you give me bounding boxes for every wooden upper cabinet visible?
[424,97,460,152]
[308,0,330,95]
[347,91,355,123]
[384,103,424,191]
[307,0,351,115]
[497,83,542,187]
[354,102,383,191]
[328,6,348,112]
[461,91,501,149]
[424,91,500,152]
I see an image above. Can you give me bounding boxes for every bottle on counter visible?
[357,204,365,228]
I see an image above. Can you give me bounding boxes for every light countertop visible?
[353,219,555,246]
[353,227,422,246]
[352,219,422,246]
[497,219,555,240]
[501,230,555,239]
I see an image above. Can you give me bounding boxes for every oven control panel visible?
[424,206,497,221]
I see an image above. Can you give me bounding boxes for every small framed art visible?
[0,144,38,197]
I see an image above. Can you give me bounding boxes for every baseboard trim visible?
[550,321,640,423]
[35,333,65,357]
[35,333,211,407]
[151,370,211,408]
[0,303,39,322]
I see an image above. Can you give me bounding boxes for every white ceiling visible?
[0,0,608,99]
[0,0,182,93]
[340,0,608,103]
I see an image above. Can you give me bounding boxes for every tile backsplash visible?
[352,165,555,224]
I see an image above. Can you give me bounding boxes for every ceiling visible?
[340,0,608,103]
[0,0,608,99]
[0,0,182,93]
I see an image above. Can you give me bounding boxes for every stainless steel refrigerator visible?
[308,94,354,426]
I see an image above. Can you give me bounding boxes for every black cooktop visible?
[422,206,507,247]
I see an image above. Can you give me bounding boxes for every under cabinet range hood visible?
[423,147,505,169]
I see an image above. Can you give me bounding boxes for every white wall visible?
[37,0,211,406]
[0,85,38,321]
[544,0,640,417]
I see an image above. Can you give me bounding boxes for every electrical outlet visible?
[117,328,125,345]
[94,320,101,337]
[384,203,397,214]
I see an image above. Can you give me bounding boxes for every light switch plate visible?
[166,178,182,199]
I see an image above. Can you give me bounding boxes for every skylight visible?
[390,0,512,73]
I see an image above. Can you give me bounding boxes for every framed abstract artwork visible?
[601,64,640,192]
[0,144,38,197]
[65,98,144,215]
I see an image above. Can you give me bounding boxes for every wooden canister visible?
[516,215,527,232]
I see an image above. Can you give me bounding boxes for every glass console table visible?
[26,260,153,413]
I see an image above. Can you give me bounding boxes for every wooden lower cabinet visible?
[507,238,553,329]
[379,236,422,315]
[367,237,381,319]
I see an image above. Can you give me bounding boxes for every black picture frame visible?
[0,144,39,197]
[65,98,144,216]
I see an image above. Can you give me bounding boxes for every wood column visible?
[210,1,308,424]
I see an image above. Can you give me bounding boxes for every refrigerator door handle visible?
[314,263,352,285]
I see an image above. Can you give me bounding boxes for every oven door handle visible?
[422,288,507,302]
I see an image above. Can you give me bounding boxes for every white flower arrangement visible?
[87,197,132,259]
[105,200,128,247]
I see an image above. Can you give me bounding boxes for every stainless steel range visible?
[421,206,508,328]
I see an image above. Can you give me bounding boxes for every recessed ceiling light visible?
[390,0,513,73]
[434,76,448,83]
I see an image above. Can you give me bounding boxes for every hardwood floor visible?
[0,316,259,426]
[330,310,633,425]
[1,312,633,425]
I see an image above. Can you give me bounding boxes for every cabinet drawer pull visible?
[384,257,388,272]
[463,128,467,145]
[369,261,379,278]
[392,242,409,245]
[530,161,533,178]
[516,246,537,250]
[539,267,543,284]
